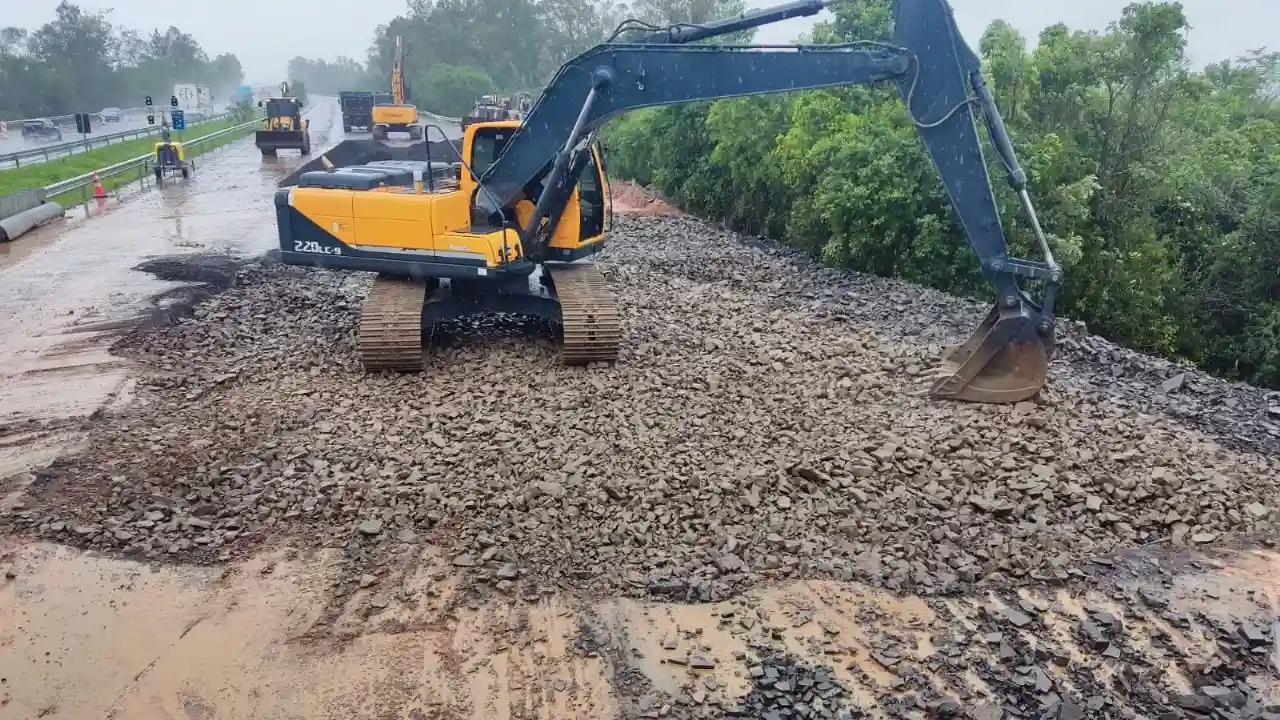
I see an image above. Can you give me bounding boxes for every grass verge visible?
[0,116,257,201]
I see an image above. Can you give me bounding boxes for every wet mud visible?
[1,539,1277,719]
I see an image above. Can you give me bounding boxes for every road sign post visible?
[74,112,92,150]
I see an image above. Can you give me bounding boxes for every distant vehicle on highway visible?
[21,119,63,142]
[100,107,123,122]
[339,90,391,133]
[173,83,213,115]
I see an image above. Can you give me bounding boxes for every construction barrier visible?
[0,202,65,243]
[0,188,47,222]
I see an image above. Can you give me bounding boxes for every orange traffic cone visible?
[92,172,106,199]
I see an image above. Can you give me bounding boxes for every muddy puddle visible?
[2,538,1276,719]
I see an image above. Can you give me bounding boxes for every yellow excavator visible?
[371,36,423,142]
[272,0,1064,404]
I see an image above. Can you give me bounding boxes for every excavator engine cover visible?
[927,304,1051,403]
[277,137,461,187]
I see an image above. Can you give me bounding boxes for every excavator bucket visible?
[927,304,1051,404]
[255,129,307,152]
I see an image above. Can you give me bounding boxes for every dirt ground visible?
[4,539,1279,718]
[2,125,1279,719]
[609,181,682,217]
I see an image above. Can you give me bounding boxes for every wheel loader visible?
[272,0,1064,404]
[255,96,311,156]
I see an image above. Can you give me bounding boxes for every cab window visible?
[470,128,512,178]
[578,148,604,239]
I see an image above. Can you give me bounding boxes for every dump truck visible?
[460,93,532,130]
[339,91,392,133]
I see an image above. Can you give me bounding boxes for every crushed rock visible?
[2,215,1278,606]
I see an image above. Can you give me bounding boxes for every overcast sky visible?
[8,0,1276,86]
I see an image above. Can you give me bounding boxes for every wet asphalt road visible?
[0,112,154,162]
[0,96,457,468]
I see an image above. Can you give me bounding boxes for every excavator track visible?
[548,263,621,365]
[358,274,426,372]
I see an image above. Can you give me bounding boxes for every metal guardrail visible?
[2,111,235,168]
[3,106,149,129]
[42,114,263,203]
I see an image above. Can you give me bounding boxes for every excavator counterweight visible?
[276,0,1061,404]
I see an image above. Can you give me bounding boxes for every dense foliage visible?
[0,1,244,118]
[604,1,1280,389]
[419,65,498,117]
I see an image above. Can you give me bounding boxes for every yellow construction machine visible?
[372,36,423,142]
[272,0,1065,404]
[255,86,311,156]
[152,123,192,186]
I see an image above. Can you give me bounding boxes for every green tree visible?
[287,56,372,95]
[1,2,243,119]
[419,64,495,117]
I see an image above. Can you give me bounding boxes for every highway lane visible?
[0,112,153,157]
[0,96,460,436]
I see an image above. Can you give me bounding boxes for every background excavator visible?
[273,0,1063,404]
[372,36,424,142]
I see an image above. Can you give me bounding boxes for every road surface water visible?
[0,100,345,482]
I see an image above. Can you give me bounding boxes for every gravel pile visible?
[4,214,1278,601]
[725,649,857,719]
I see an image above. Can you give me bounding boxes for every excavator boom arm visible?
[468,0,1062,404]
[478,44,912,205]
[391,37,405,105]
[481,0,1025,287]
